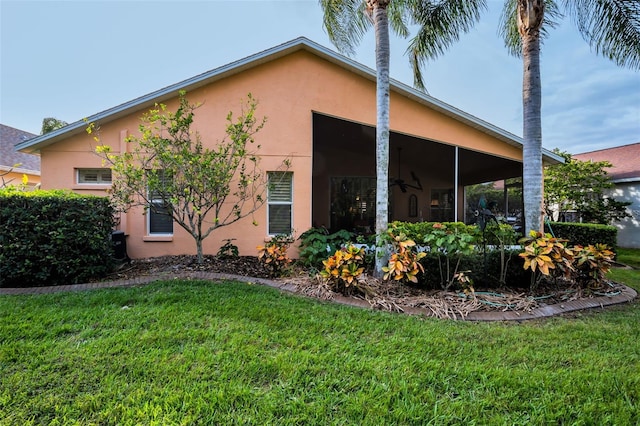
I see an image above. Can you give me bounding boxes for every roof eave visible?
[16,37,318,154]
[0,165,41,175]
[611,177,640,184]
[16,36,564,165]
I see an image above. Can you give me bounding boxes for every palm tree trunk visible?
[371,0,391,278]
[518,0,544,234]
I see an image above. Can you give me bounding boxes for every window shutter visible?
[77,168,111,184]
[269,204,292,235]
[267,172,293,235]
[268,172,293,202]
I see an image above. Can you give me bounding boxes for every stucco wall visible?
[0,169,40,189]
[610,183,640,248]
[39,49,525,259]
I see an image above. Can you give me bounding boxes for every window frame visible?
[147,171,174,236]
[76,168,112,185]
[267,171,293,236]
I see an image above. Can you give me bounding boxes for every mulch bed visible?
[106,255,273,280]
[103,255,628,319]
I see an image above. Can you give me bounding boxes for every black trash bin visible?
[112,230,129,262]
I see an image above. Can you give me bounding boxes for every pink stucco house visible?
[17,38,561,259]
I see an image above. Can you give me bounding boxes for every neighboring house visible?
[0,124,40,188]
[574,143,640,249]
[17,37,562,259]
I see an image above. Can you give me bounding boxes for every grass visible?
[1,250,639,425]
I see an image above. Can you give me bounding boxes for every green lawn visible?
[1,250,639,425]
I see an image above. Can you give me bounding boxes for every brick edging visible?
[1,272,636,322]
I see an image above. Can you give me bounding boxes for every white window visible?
[267,171,293,235]
[77,168,112,184]
[148,171,173,235]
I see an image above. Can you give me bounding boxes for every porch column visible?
[454,146,459,222]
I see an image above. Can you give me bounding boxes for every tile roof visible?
[573,142,640,181]
[0,124,40,172]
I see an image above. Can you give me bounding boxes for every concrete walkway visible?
[1,271,636,321]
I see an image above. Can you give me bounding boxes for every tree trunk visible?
[518,0,544,234]
[196,238,204,264]
[371,0,391,278]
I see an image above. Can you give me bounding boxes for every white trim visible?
[147,200,174,236]
[267,171,293,236]
[454,146,459,221]
[612,177,640,184]
[76,168,112,185]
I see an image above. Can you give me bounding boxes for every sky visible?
[1,0,638,155]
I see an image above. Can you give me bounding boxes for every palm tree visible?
[320,0,486,276]
[320,0,402,277]
[496,0,640,234]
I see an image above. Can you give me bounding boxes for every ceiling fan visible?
[389,147,423,193]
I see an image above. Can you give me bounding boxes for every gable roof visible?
[15,37,562,164]
[0,124,40,173]
[573,142,640,182]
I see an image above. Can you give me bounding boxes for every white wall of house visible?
[610,181,640,248]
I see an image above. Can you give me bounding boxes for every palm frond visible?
[319,0,371,56]
[563,0,640,70]
[406,0,488,91]
[388,0,413,38]
[499,0,563,58]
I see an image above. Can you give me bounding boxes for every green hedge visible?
[389,221,481,243]
[545,222,617,250]
[417,250,531,290]
[0,189,116,287]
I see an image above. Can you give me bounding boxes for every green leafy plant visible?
[454,270,474,295]
[573,243,615,289]
[518,231,574,289]
[485,222,519,285]
[297,227,355,270]
[382,232,426,284]
[257,234,293,277]
[217,238,239,258]
[0,189,115,287]
[320,244,366,295]
[423,222,475,290]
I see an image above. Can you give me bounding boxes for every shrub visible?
[257,234,293,277]
[518,231,574,289]
[320,244,366,295]
[423,223,475,290]
[479,222,519,285]
[573,244,615,289]
[297,228,355,269]
[418,249,530,290]
[0,188,115,287]
[217,239,239,258]
[519,230,616,290]
[389,221,480,245]
[382,232,426,284]
[545,222,617,251]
